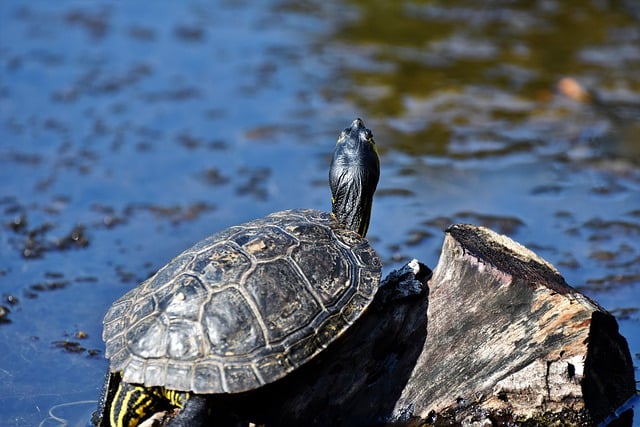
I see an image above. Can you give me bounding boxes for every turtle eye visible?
[363,129,374,143]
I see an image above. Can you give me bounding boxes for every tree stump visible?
[390,224,636,426]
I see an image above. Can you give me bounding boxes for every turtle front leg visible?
[109,381,167,427]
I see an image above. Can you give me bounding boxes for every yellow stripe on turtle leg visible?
[110,382,159,427]
[162,388,189,408]
[109,382,124,427]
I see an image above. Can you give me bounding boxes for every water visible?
[0,1,638,425]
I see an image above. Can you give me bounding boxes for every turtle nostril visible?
[351,118,364,130]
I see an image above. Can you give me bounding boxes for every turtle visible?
[93,118,381,427]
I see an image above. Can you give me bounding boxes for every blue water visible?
[1,1,638,425]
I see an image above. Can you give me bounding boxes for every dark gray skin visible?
[330,118,380,238]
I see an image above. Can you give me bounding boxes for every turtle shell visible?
[103,209,381,394]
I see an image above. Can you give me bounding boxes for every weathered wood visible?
[389,224,635,425]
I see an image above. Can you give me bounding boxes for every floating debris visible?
[404,229,434,246]
[55,225,90,250]
[0,306,11,324]
[75,276,99,283]
[4,294,19,305]
[52,340,86,354]
[7,214,28,232]
[65,8,110,39]
[201,167,230,186]
[176,133,202,150]
[29,281,70,293]
[236,166,271,200]
[174,24,205,42]
[4,214,91,258]
[53,330,100,356]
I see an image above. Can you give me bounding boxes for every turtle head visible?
[329,118,380,238]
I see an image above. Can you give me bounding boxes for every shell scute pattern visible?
[284,221,334,242]
[191,242,251,285]
[255,353,292,383]
[144,251,195,292]
[223,364,262,391]
[231,225,298,261]
[123,358,146,384]
[143,362,167,387]
[166,318,205,360]
[291,241,353,305]
[188,226,239,253]
[127,316,166,359]
[103,208,381,393]
[108,342,134,375]
[202,286,266,357]
[315,312,349,346]
[243,258,320,342]
[156,275,205,320]
[127,295,156,327]
[165,362,193,391]
[192,362,223,392]
[332,227,367,249]
[103,299,129,349]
